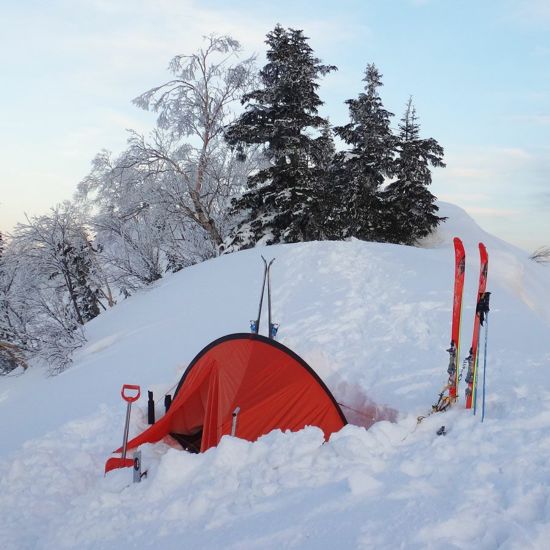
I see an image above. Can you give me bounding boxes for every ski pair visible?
[436,238,490,414]
[250,256,279,339]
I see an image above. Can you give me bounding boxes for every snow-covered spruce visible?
[384,97,445,245]
[332,63,395,242]
[223,25,336,252]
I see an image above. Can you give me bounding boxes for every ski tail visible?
[251,256,277,338]
[465,243,489,409]
[251,257,269,334]
[266,258,277,339]
[447,237,466,402]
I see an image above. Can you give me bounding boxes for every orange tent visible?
[106,333,346,469]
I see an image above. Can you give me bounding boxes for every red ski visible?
[432,238,465,413]
[464,243,489,409]
[446,237,466,403]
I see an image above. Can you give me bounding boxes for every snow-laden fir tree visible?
[60,239,101,323]
[384,97,445,244]
[311,122,341,239]
[30,207,102,326]
[333,64,395,241]
[223,25,337,251]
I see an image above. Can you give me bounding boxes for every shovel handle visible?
[121,384,141,402]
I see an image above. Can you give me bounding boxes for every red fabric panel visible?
[119,336,345,456]
[201,365,221,451]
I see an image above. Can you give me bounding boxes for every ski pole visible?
[474,291,490,421]
[481,312,489,422]
[473,339,480,415]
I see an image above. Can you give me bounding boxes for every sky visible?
[0,0,548,251]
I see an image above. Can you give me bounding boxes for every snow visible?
[1,202,550,549]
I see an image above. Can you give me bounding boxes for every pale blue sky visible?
[0,0,548,250]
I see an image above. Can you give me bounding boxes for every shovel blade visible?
[105,456,134,474]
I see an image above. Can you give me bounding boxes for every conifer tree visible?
[311,122,336,176]
[224,25,336,251]
[334,64,395,241]
[312,123,341,239]
[14,206,102,327]
[384,97,445,244]
[58,239,101,323]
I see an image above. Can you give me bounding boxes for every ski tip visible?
[453,237,465,254]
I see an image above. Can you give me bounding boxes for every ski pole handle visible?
[121,384,141,403]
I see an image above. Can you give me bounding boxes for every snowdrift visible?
[1,202,549,549]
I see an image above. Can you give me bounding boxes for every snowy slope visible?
[1,202,549,549]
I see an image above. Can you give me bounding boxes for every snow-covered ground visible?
[1,203,549,549]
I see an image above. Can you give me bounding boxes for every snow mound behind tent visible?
[1,202,550,549]
[423,202,550,325]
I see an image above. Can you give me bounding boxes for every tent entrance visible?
[170,429,203,454]
[165,359,219,453]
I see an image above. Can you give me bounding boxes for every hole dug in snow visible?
[334,381,398,429]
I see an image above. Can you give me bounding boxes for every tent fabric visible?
[115,333,347,457]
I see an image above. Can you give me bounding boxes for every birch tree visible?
[129,34,257,248]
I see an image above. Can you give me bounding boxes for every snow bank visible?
[1,202,549,549]
[426,202,550,325]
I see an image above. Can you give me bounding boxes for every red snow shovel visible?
[105,384,141,474]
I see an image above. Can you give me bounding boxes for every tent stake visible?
[147,391,155,424]
[231,407,241,437]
